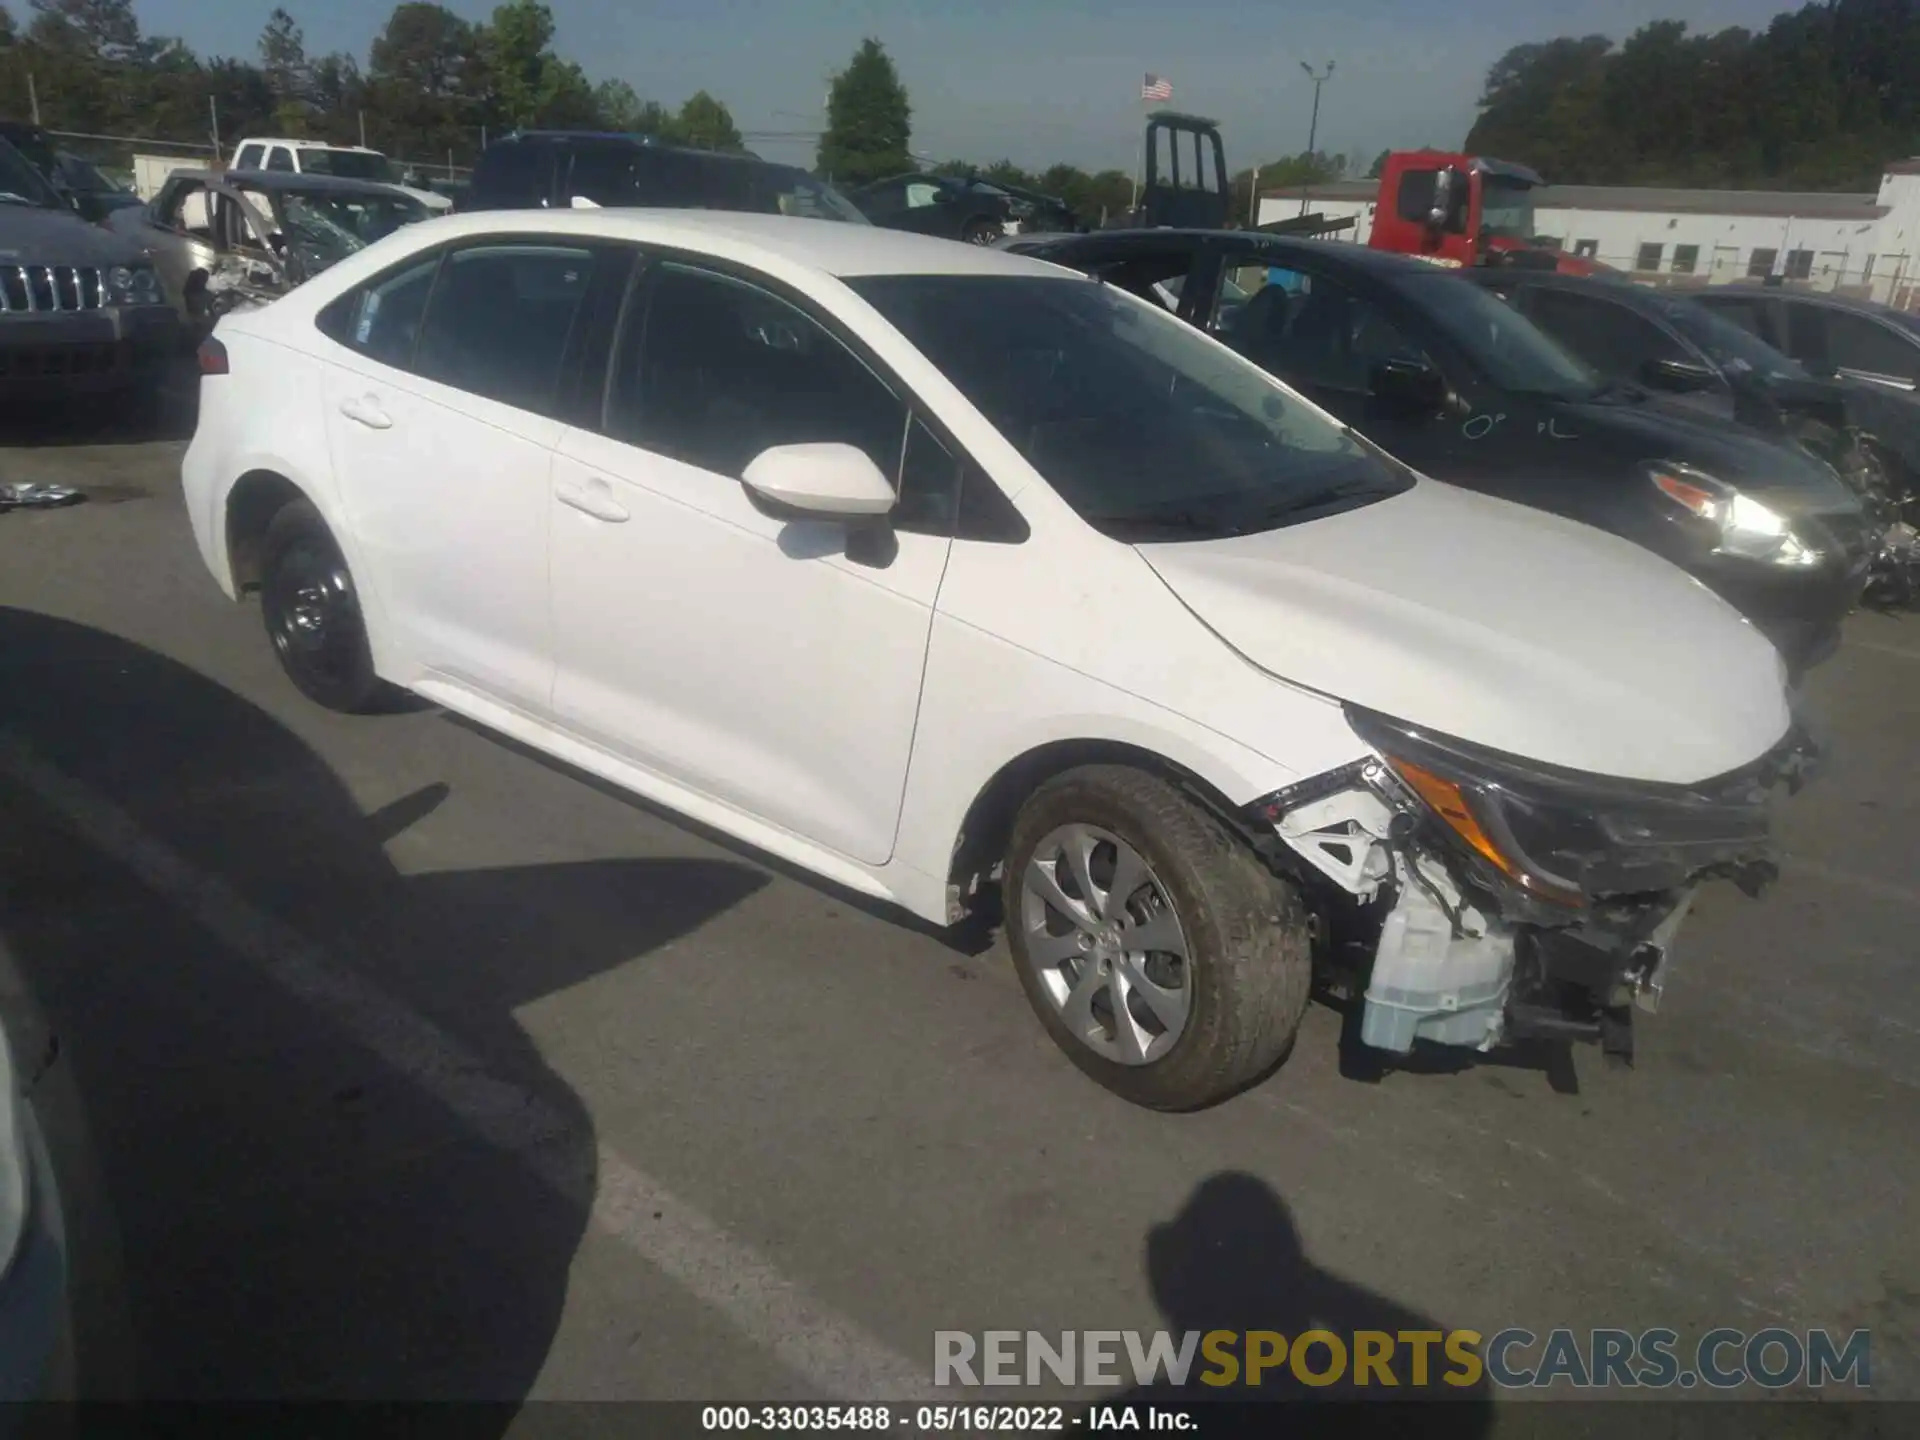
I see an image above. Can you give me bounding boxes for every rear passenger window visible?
[235,144,265,171]
[414,244,597,415]
[608,262,908,482]
[317,253,441,369]
[1522,287,1689,378]
[565,147,638,206]
[472,141,550,208]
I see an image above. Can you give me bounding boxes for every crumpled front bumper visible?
[1271,711,1821,1062]
[0,305,185,398]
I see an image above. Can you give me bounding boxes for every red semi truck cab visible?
[1366,151,1607,275]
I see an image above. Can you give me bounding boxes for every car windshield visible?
[297,148,398,183]
[1479,175,1536,241]
[0,139,63,208]
[764,169,868,224]
[1393,271,1601,399]
[277,190,429,267]
[848,274,1412,541]
[1659,297,1809,381]
[55,153,121,194]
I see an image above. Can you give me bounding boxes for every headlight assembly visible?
[106,263,166,307]
[1343,706,1783,909]
[1647,462,1824,567]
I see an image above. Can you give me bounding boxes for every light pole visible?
[1298,60,1334,216]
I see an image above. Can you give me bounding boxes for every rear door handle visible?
[555,478,630,523]
[338,394,393,430]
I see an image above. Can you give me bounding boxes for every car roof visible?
[492,131,779,167]
[1700,286,1920,326]
[384,208,1081,279]
[1026,228,1442,276]
[168,168,421,198]
[238,138,382,153]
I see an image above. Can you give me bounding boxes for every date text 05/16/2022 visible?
[700,1406,1186,1432]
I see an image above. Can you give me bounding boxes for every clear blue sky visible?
[129,0,1802,172]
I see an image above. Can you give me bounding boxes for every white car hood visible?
[1137,479,1791,784]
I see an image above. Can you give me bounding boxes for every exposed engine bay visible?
[1777,404,1920,610]
[1249,707,1819,1064]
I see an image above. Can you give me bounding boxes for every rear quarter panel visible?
[181,320,398,667]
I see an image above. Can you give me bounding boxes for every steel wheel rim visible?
[266,540,359,687]
[1019,824,1192,1066]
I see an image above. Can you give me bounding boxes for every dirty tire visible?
[1003,765,1312,1111]
[258,500,387,714]
[962,218,1004,246]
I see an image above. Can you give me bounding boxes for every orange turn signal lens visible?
[1385,756,1584,908]
[1650,469,1721,518]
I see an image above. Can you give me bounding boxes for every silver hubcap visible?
[1020,824,1191,1066]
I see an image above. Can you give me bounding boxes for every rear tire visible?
[258,500,387,714]
[962,217,1004,246]
[1003,765,1312,1110]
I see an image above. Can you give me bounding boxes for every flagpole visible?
[1130,84,1146,218]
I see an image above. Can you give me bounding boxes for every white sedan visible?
[184,210,1804,1109]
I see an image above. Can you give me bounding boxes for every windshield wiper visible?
[1251,475,1401,525]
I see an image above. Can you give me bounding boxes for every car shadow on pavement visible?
[1093,1171,1495,1434]
[0,607,766,1419]
[439,714,1001,959]
[0,365,199,451]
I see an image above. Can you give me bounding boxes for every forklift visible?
[1108,111,1351,238]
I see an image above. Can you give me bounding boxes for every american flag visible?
[1141,73,1173,102]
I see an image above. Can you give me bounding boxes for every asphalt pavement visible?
[0,404,1914,1434]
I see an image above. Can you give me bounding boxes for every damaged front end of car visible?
[1245,706,1821,1065]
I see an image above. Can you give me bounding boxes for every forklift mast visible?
[1138,112,1230,229]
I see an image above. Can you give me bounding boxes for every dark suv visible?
[465,132,868,223]
[0,137,181,404]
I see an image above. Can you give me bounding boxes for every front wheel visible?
[1003,765,1312,1110]
[258,500,387,713]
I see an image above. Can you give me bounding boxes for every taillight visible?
[197,337,229,376]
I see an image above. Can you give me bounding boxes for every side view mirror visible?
[741,442,896,521]
[1369,357,1448,413]
[1640,357,1720,394]
[1425,169,1452,232]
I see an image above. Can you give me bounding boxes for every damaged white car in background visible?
[107,169,432,328]
[183,212,1820,1112]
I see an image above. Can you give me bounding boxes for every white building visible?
[1258,161,1920,309]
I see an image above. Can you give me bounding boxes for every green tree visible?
[479,0,593,130]
[818,37,911,184]
[593,76,642,130]
[258,7,308,99]
[27,0,141,60]
[367,2,485,161]
[1366,149,1390,179]
[676,90,741,151]
[0,6,15,46]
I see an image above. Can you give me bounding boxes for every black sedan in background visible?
[1695,286,1920,395]
[1468,270,1920,491]
[1464,270,1920,606]
[1011,229,1871,673]
[845,173,1013,245]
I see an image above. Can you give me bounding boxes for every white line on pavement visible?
[0,731,935,1403]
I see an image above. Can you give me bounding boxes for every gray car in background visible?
[106,168,432,326]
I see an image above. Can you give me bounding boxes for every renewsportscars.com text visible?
[933,1328,1872,1390]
